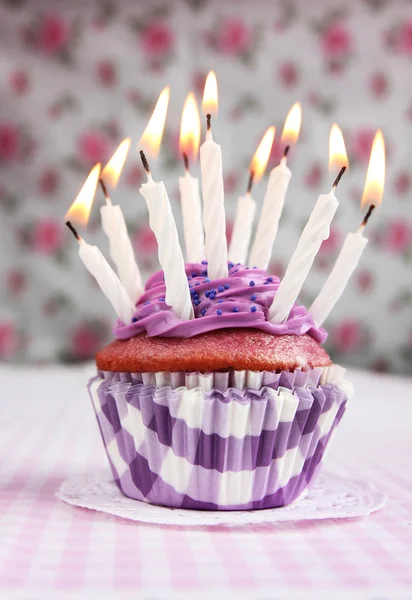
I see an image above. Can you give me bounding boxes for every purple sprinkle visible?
[218,285,224,292]
[201,308,206,316]
[232,307,239,313]
[264,281,269,285]
[189,284,193,289]
[251,294,257,301]
[234,269,238,273]
[224,284,230,289]
[144,301,150,305]
[202,270,207,276]
[159,298,165,301]
[218,299,223,303]
[190,289,195,295]
[267,277,273,282]
[253,266,257,269]
[236,262,241,266]
[205,291,210,297]
[195,282,201,286]
[194,299,200,306]
[251,306,257,312]
[209,292,216,300]
[249,281,255,287]
[228,262,234,269]
[132,317,138,322]
[201,260,208,265]
[216,309,222,315]
[204,278,211,283]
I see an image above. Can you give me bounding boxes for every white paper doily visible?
[56,471,387,526]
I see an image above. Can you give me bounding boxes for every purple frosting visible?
[114,262,327,343]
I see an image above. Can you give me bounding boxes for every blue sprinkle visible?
[204,278,211,283]
[264,281,269,285]
[195,282,200,286]
[249,280,255,287]
[267,277,273,282]
[251,306,257,313]
[218,285,224,292]
[190,289,195,295]
[189,284,193,289]
[209,292,216,300]
[232,307,239,313]
[236,262,241,266]
[218,299,223,303]
[228,262,234,269]
[201,260,208,265]
[251,294,257,301]
[216,309,222,315]
[205,290,210,297]
[234,269,238,273]
[191,272,198,277]
[253,266,257,269]
[224,284,230,289]
[201,308,206,316]
[202,270,207,276]
[144,301,150,305]
[159,298,165,301]
[132,317,138,322]
[194,300,201,306]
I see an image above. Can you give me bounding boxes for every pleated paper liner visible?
[88,365,353,510]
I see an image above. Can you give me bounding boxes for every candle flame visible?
[281,102,302,146]
[179,92,201,162]
[65,163,101,227]
[202,71,218,115]
[249,126,275,183]
[361,130,385,208]
[329,124,349,171]
[101,138,131,188]
[139,86,170,158]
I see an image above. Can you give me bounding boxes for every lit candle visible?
[249,103,302,270]
[178,92,204,263]
[310,130,385,326]
[65,165,134,324]
[269,124,348,324]
[139,152,193,321]
[228,126,275,264]
[200,71,227,280]
[99,138,143,303]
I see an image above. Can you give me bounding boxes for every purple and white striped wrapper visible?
[88,366,353,510]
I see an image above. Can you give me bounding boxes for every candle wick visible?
[206,113,211,131]
[247,171,254,194]
[66,220,80,242]
[283,145,290,159]
[99,178,112,206]
[139,150,152,181]
[182,152,189,174]
[358,204,375,233]
[331,166,346,191]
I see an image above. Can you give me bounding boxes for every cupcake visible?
[88,262,352,510]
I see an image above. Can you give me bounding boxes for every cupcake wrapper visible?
[88,367,352,510]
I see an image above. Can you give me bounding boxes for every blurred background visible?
[0,0,411,374]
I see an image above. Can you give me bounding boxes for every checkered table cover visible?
[1,364,411,599]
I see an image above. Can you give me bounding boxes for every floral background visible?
[0,0,411,374]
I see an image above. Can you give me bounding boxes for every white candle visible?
[100,200,143,303]
[78,237,134,324]
[268,188,339,323]
[249,158,291,269]
[310,231,368,326]
[228,193,256,264]
[179,172,205,263]
[200,127,228,280]
[140,173,193,321]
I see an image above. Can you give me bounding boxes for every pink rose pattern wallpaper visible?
[0,0,411,374]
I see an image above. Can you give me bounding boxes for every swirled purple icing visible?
[114,262,327,343]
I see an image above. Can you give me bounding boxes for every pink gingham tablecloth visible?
[0,364,411,599]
